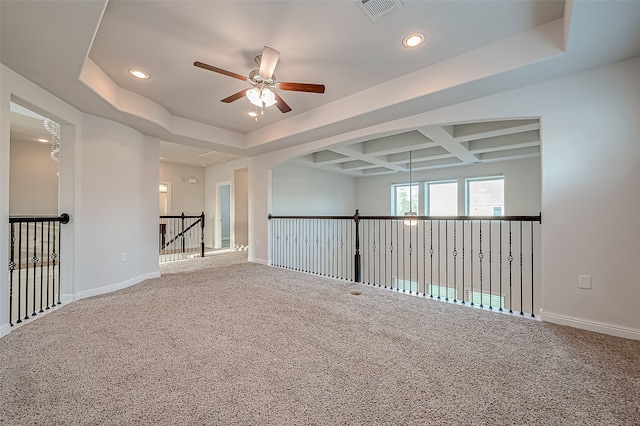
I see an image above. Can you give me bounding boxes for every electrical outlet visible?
[578,275,591,289]
[121,253,127,262]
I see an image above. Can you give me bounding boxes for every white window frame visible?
[465,176,505,216]
[391,183,419,216]
[424,180,458,216]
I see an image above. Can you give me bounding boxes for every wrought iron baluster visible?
[53,226,60,305]
[25,223,30,320]
[445,220,449,301]
[470,220,474,306]
[489,220,493,311]
[9,224,16,326]
[461,220,465,305]
[40,222,45,313]
[478,220,484,308]
[452,221,458,303]
[519,221,524,316]
[508,221,513,314]
[437,220,441,299]
[31,222,39,316]
[46,222,51,309]
[499,221,503,312]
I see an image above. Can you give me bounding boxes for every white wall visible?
[74,114,159,296]
[159,161,205,216]
[271,163,356,215]
[9,138,59,215]
[250,57,640,339]
[355,157,541,216]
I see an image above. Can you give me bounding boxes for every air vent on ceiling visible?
[356,0,403,23]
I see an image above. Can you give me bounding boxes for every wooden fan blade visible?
[278,82,325,94]
[194,61,247,81]
[259,46,280,79]
[273,92,292,113]
[221,90,248,103]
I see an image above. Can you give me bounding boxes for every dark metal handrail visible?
[9,213,70,224]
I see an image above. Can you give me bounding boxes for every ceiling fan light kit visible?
[194,46,325,118]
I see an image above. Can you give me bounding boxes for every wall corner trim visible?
[539,310,639,341]
[0,323,11,339]
[248,257,268,265]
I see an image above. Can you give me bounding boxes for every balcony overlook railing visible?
[269,210,541,317]
[8,213,70,326]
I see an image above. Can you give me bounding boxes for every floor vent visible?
[356,0,403,23]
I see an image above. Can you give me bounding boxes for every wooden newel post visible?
[354,209,361,283]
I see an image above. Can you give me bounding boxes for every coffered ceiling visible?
[2,1,639,173]
[294,119,540,176]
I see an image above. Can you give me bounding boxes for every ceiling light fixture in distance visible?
[129,69,150,79]
[403,33,425,48]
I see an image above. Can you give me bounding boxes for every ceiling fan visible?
[194,46,325,116]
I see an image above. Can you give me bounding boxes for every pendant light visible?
[404,150,418,226]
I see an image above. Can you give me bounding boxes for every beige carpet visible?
[1,252,638,425]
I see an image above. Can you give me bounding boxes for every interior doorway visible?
[159,182,171,216]
[216,182,231,249]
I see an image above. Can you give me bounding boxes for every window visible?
[425,181,458,216]
[466,177,504,216]
[467,291,505,309]
[394,280,457,299]
[392,184,418,215]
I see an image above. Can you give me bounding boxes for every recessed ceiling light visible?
[129,69,150,79]
[37,138,48,143]
[247,111,258,118]
[402,33,425,48]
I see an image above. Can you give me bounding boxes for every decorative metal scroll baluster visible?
[452,222,458,303]
[437,220,441,299]
[478,220,484,308]
[508,221,514,314]
[520,221,524,316]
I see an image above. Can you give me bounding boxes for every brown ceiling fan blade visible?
[194,61,247,81]
[273,92,292,113]
[278,82,325,94]
[259,46,280,80]
[221,90,248,103]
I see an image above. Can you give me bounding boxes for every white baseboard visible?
[74,271,161,300]
[248,257,268,265]
[539,310,639,340]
